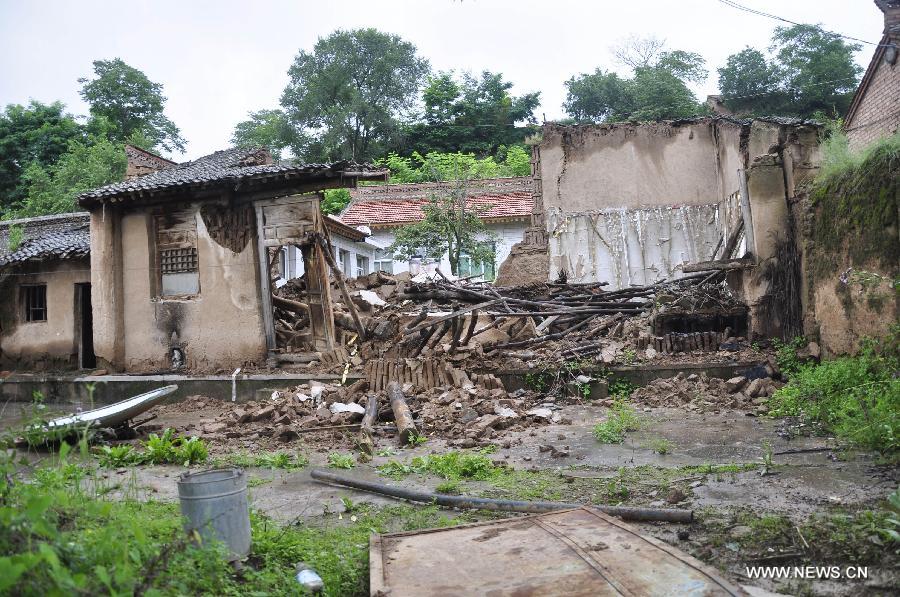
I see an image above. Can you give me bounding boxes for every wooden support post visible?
[387,381,417,445]
[738,168,756,257]
[254,204,276,352]
[300,242,337,352]
[319,234,368,340]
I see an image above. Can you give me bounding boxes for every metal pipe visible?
[310,469,693,523]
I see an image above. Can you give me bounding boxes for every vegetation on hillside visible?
[768,329,900,453]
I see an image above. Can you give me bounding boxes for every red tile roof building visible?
[340,177,533,228]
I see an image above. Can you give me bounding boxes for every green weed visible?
[327,453,355,469]
[378,450,500,481]
[647,438,673,455]
[768,332,899,453]
[95,444,142,468]
[593,400,640,443]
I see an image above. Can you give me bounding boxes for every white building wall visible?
[279,235,378,282]
[368,220,527,280]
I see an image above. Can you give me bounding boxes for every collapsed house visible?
[73,147,385,372]
[340,177,533,279]
[0,213,94,369]
[502,116,822,340]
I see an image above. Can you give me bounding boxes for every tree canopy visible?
[717,25,862,117]
[389,178,497,277]
[0,101,85,212]
[278,28,430,162]
[79,58,186,153]
[398,71,540,156]
[564,38,708,122]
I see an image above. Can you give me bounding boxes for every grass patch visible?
[0,444,468,595]
[327,453,355,469]
[768,332,899,453]
[215,450,309,471]
[377,449,501,481]
[593,400,640,443]
[647,437,673,455]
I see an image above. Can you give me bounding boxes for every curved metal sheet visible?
[46,385,178,429]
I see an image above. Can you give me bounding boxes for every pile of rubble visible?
[269,268,767,379]
[628,369,783,413]
[163,377,560,451]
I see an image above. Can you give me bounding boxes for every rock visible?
[459,408,479,424]
[525,407,553,420]
[745,378,766,398]
[729,525,753,539]
[494,405,519,419]
[295,393,312,403]
[645,347,657,359]
[329,402,366,415]
[686,373,699,382]
[725,376,747,393]
[473,414,501,435]
[89,369,108,376]
[372,319,399,340]
[202,422,227,434]
[274,426,299,442]
[677,530,690,541]
[315,406,331,421]
[252,406,275,421]
[665,488,687,504]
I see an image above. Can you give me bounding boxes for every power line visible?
[717,0,891,48]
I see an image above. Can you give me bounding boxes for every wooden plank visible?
[403,300,500,336]
[254,203,276,352]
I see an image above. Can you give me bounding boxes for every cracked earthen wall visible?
[90,200,268,372]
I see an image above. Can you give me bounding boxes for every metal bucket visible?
[177,468,250,561]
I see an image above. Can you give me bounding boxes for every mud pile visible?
[628,370,784,413]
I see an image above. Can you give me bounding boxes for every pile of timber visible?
[400,271,729,354]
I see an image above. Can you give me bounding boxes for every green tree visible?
[564,39,707,122]
[231,109,295,161]
[389,177,497,277]
[379,147,531,184]
[79,58,186,153]
[717,25,862,117]
[0,101,85,210]
[7,136,126,218]
[279,28,429,162]
[400,71,540,156]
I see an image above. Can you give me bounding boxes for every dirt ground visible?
[3,389,896,596]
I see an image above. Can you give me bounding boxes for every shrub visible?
[768,332,899,453]
[593,400,641,443]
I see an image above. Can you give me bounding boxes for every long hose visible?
[310,468,693,523]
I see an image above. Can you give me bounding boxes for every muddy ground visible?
[2,394,897,596]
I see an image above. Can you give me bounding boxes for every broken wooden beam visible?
[682,258,755,273]
[387,381,417,445]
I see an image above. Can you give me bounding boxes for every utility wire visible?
[717,0,892,48]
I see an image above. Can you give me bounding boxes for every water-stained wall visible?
[539,118,747,287]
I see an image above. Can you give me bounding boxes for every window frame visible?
[153,210,201,298]
[21,283,48,323]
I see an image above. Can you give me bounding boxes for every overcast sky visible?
[0,0,884,161]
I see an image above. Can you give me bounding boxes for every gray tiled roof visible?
[78,146,385,206]
[0,212,91,267]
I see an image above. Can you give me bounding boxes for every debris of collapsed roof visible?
[268,267,756,378]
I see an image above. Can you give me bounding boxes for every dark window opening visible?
[22,284,47,322]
